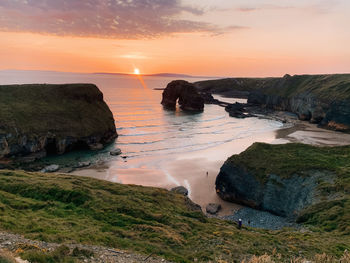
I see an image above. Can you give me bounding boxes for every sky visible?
[0,0,349,77]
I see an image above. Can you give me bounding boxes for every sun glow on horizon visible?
[134,68,140,75]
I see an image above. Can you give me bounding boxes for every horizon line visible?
[1,68,350,79]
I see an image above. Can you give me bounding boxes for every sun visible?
[133,68,140,75]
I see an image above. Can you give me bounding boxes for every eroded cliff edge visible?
[0,83,117,160]
[196,74,350,132]
[216,143,350,230]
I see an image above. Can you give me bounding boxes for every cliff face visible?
[216,143,349,221]
[0,84,117,159]
[196,74,350,132]
[216,161,330,218]
[161,80,204,111]
[248,91,350,131]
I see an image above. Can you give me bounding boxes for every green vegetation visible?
[196,74,350,101]
[228,143,350,181]
[228,143,350,233]
[262,74,350,101]
[0,254,15,263]
[0,84,115,139]
[0,169,349,262]
[195,77,275,93]
[18,245,94,263]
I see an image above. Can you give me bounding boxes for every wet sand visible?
[274,121,350,146]
[73,129,281,215]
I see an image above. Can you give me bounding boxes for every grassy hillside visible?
[0,169,349,262]
[263,74,350,101]
[195,77,274,94]
[195,74,350,101]
[0,84,115,138]
[227,143,350,233]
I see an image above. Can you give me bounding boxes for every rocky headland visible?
[215,142,350,232]
[161,80,204,111]
[196,74,350,132]
[0,84,117,162]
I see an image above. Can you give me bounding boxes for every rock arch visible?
[161,80,204,112]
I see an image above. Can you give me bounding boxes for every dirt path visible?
[0,231,171,263]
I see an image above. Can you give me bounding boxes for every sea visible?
[0,70,284,210]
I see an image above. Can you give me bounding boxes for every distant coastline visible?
[0,69,220,79]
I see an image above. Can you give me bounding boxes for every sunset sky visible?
[0,0,349,77]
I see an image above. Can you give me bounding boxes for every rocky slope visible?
[0,231,172,263]
[0,84,117,160]
[216,143,350,228]
[196,74,350,132]
[161,80,204,111]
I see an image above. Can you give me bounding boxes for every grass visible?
[226,143,350,234]
[227,143,350,181]
[0,253,15,263]
[195,74,350,102]
[263,74,350,101]
[0,168,349,262]
[241,250,350,263]
[18,245,90,263]
[195,77,276,93]
[0,84,115,141]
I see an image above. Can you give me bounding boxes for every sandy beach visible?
[72,113,350,217]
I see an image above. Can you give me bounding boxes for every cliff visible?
[0,84,117,160]
[216,143,350,230]
[196,74,350,132]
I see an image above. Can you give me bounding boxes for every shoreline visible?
[2,92,350,223]
[71,109,350,218]
[71,112,350,223]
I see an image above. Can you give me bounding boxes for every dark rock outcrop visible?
[196,74,350,132]
[215,143,336,218]
[206,203,222,214]
[40,164,60,173]
[161,80,204,111]
[321,101,350,132]
[110,148,122,156]
[248,90,350,131]
[0,84,117,160]
[171,186,188,196]
[225,103,254,118]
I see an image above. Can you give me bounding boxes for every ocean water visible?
[0,70,284,210]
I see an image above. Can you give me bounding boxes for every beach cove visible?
[2,70,349,216]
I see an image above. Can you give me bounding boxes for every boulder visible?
[59,167,75,173]
[161,80,204,111]
[41,164,60,173]
[225,103,253,118]
[0,84,117,160]
[171,186,188,196]
[110,148,122,156]
[206,203,222,214]
[74,161,91,168]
